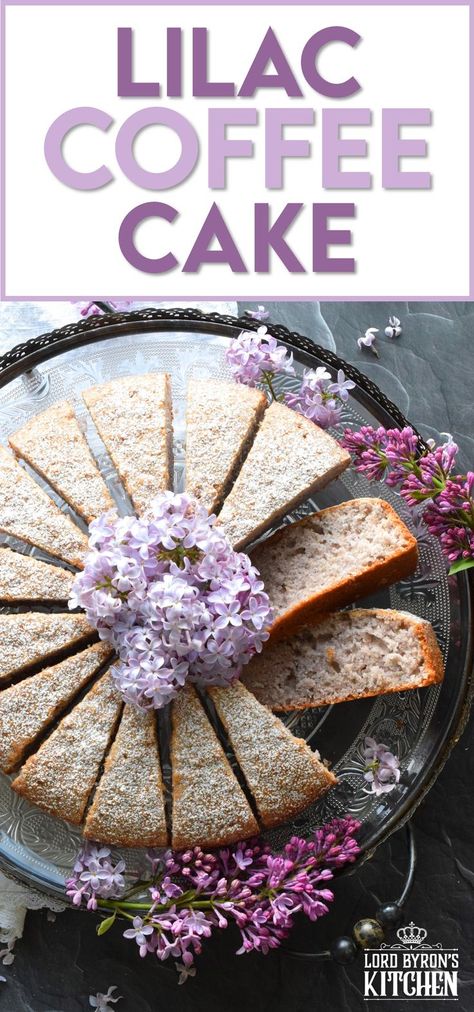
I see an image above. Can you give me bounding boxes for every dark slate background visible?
[1,301,473,1012]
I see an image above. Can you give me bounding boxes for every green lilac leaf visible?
[97,912,116,935]
[448,558,474,575]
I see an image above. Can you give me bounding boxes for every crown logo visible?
[396,922,428,948]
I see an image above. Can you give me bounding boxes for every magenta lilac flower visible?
[69,819,360,976]
[362,737,400,796]
[225,326,294,388]
[70,493,272,709]
[342,424,474,572]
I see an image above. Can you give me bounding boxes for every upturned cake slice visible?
[12,671,123,824]
[9,400,114,523]
[170,686,259,849]
[0,547,74,601]
[216,401,350,548]
[82,374,173,514]
[209,682,336,827]
[242,609,444,711]
[252,498,418,640]
[84,706,167,847]
[185,378,267,513]
[0,447,87,567]
[0,642,113,773]
[0,613,95,684]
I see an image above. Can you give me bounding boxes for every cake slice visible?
[12,671,123,824]
[170,686,259,849]
[0,613,94,684]
[252,498,418,640]
[82,374,173,514]
[0,547,74,601]
[209,682,336,828]
[185,378,267,513]
[9,400,114,523]
[242,609,444,711]
[0,642,113,773]
[216,401,350,548]
[0,447,87,567]
[84,706,167,847]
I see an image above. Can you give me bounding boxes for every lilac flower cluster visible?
[362,737,400,796]
[225,326,295,390]
[66,843,126,911]
[226,328,355,430]
[73,300,134,318]
[342,425,474,573]
[67,819,360,976]
[69,493,272,709]
[285,367,355,430]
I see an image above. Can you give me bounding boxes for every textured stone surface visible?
[0,300,473,1011]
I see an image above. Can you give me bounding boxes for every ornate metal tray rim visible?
[0,306,471,897]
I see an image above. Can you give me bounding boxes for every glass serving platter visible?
[0,308,471,899]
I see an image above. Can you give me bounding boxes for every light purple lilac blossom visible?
[89,986,122,1011]
[362,737,400,796]
[69,493,272,709]
[284,367,355,430]
[65,843,126,911]
[225,326,294,387]
[342,424,474,571]
[357,327,379,355]
[247,305,269,321]
[226,330,355,430]
[73,300,134,318]
[68,818,360,974]
[384,315,402,339]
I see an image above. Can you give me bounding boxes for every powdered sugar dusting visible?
[0,642,113,772]
[83,375,173,515]
[209,682,336,828]
[0,447,88,567]
[84,705,167,847]
[0,612,94,682]
[9,400,114,523]
[12,671,123,824]
[0,547,74,601]
[217,401,350,548]
[185,379,266,513]
[171,686,258,849]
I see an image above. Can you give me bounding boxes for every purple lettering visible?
[183,203,247,272]
[44,107,114,190]
[312,203,355,272]
[254,203,305,272]
[118,202,178,273]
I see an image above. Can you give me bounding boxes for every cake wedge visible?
[209,682,336,828]
[242,608,444,711]
[82,374,173,514]
[0,447,88,567]
[0,613,95,684]
[12,671,123,824]
[170,686,259,849]
[84,705,168,847]
[252,498,418,640]
[0,547,74,602]
[0,642,113,773]
[216,401,350,548]
[9,400,114,524]
[185,378,267,513]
